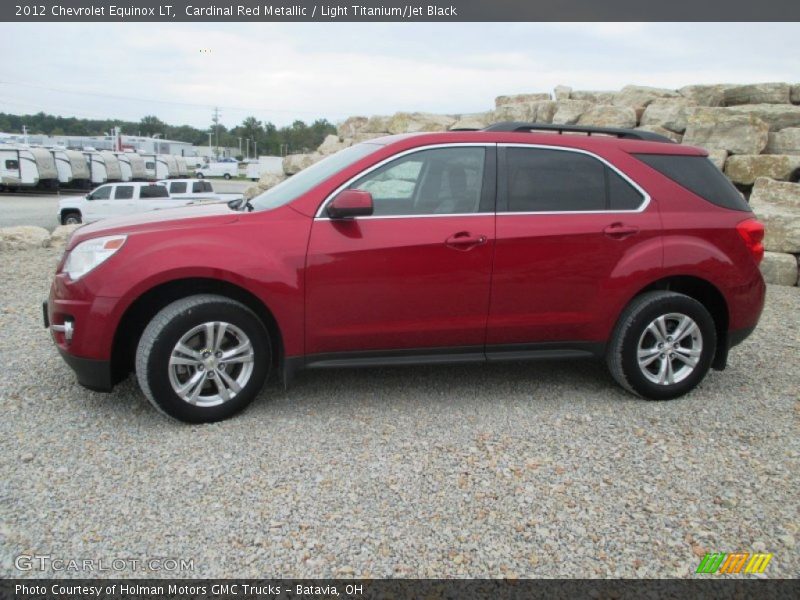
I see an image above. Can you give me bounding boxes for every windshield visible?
[249,143,384,211]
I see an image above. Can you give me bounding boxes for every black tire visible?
[135,294,270,423]
[61,211,82,225]
[196,172,204,179]
[223,173,232,180]
[606,291,716,400]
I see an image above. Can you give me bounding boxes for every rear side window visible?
[505,148,644,212]
[634,154,749,211]
[170,182,187,194]
[140,184,169,199]
[114,185,134,200]
[203,181,213,192]
[5,159,19,170]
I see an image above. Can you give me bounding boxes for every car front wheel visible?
[607,291,716,400]
[135,294,270,422]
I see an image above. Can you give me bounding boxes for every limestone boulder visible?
[495,93,551,108]
[792,84,800,105]
[387,112,456,134]
[317,134,352,155]
[494,101,556,124]
[553,85,572,101]
[724,83,792,106]
[244,172,287,200]
[450,113,493,130]
[759,252,798,286]
[678,84,726,107]
[552,100,593,125]
[640,99,692,133]
[351,132,391,143]
[0,226,50,251]
[707,149,729,171]
[612,85,679,110]
[683,111,769,155]
[337,116,368,138]
[719,104,800,132]
[49,224,81,248]
[283,153,323,176]
[765,128,800,155]
[635,125,682,143]
[360,115,392,134]
[724,155,800,185]
[569,90,615,104]
[748,177,800,253]
[576,105,637,129]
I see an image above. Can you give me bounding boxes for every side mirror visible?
[327,189,373,219]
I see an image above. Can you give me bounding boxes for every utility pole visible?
[245,138,250,159]
[254,140,257,158]
[22,124,28,145]
[211,106,221,159]
[238,137,242,158]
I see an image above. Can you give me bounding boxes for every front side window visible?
[140,184,169,199]
[90,186,111,200]
[202,181,213,192]
[170,182,187,194]
[192,182,204,193]
[114,185,134,200]
[349,147,486,216]
[5,159,19,170]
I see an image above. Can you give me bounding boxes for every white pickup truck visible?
[57,181,242,225]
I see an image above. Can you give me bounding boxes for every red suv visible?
[44,123,766,423]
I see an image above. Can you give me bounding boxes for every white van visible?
[195,160,239,179]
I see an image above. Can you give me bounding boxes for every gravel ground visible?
[1,248,798,579]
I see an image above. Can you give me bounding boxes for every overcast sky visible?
[0,22,798,131]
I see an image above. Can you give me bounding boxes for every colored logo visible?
[696,552,773,574]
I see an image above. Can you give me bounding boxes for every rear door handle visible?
[603,223,639,239]
[446,231,487,250]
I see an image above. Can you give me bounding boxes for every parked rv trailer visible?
[115,152,148,181]
[0,146,40,188]
[99,150,122,182]
[175,156,189,177]
[162,154,179,178]
[63,149,91,187]
[83,151,108,185]
[28,147,59,188]
[51,149,74,185]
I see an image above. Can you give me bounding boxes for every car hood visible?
[69,203,239,249]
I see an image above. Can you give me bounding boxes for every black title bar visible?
[4,0,800,22]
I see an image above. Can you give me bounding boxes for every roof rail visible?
[482,121,675,143]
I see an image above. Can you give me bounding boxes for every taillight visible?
[736,218,765,265]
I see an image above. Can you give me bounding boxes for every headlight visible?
[64,235,127,280]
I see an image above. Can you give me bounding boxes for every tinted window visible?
[634,154,749,211]
[351,147,485,216]
[203,181,213,192]
[170,182,187,194]
[145,161,155,170]
[114,185,134,200]
[507,148,605,212]
[90,186,111,200]
[140,184,169,199]
[608,169,644,210]
[5,159,19,170]
[192,182,204,193]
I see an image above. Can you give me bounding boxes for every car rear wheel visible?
[135,294,270,423]
[196,172,204,179]
[606,291,716,400]
[223,173,232,180]
[62,211,82,225]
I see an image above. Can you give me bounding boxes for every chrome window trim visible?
[314,143,496,220]
[499,143,650,215]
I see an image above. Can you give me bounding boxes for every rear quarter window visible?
[634,154,750,211]
[140,184,169,199]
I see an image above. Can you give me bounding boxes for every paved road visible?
[0,180,251,232]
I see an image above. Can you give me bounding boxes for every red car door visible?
[305,145,496,358]
[487,145,662,350]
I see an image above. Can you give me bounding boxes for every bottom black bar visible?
[2,579,798,600]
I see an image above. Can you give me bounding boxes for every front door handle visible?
[445,231,487,250]
[603,223,639,239]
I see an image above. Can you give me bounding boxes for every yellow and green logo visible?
[696,552,773,574]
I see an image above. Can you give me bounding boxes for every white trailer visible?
[115,152,148,181]
[245,156,284,181]
[0,146,40,188]
[99,150,122,182]
[51,149,74,185]
[28,147,59,187]
[61,149,91,187]
[162,154,179,178]
[175,156,190,177]
[83,151,108,185]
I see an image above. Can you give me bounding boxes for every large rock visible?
[337,116,368,138]
[792,84,800,105]
[317,134,352,155]
[718,104,800,132]
[282,153,323,176]
[576,105,637,129]
[244,172,288,200]
[360,115,392,134]
[724,155,800,185]
[612,85,678,109]
[49,224,80,248]
[765,128,800,155]
[351,132,391,143]
[635,125,682,143]
[0,226,50,251]
[678,84,726,107]
[759,252,798,286]
[450,112,493,130]
[387,112,456,134]
[553,85,572,101]
[724,83,792,106]
[640,99,691,133]
[552,100,593,125]
[569,90,615,104]
[682,111,769,155]
[748,177,800,253]
[494,100,556,123]
[495,93,551,107]
[707,149,729,171]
